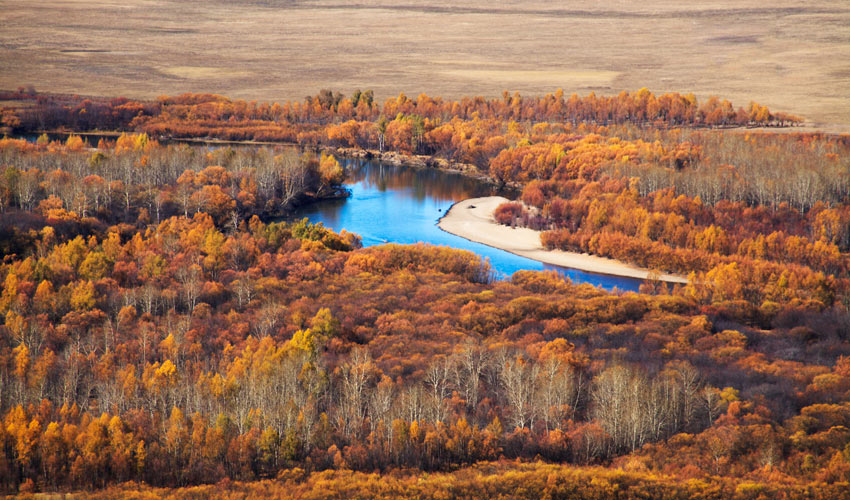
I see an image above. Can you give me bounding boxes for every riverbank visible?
[23,130,508,187]
[438,196,688,284]
[328,147,514,188]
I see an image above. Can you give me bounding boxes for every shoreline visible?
[23,130,509,186]
[438,196,688,284]
[328,147,500,186]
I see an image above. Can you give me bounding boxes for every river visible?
[15,133,643,291]
[291,158,643,292]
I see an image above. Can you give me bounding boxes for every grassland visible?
[1,0,849,129]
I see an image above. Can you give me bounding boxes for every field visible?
[1,0,849,129]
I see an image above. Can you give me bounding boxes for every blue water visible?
[13,131,641,290]
[291,159,642,292]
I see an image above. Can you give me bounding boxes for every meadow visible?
[2,0,849,129]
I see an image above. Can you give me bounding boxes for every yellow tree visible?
[164,406,189,480]
[69,280,97,311]
[317,154,344,196]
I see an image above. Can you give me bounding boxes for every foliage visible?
[0,89,846,496]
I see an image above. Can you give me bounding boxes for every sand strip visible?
[438,196,688,284]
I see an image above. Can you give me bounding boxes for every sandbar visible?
[438,196,688,284]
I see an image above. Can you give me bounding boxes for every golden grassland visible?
[1,0,849,129]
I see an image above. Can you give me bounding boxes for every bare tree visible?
[400,385,428,424]
[534,357,577,431]
[279,151,309,208]
[591,364,648,453]
[233,275,255,310]
[702,386,723,426]
[337,347,375,439]
[368,375,395,433]
[16,168,40,210]
[425,355,451,403]
[499,353,539,430]
[452,340,490,421]
[175,264,201,314]
[255,150,279,203]
[592,362,704,454]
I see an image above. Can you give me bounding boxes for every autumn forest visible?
[0,86,849,499]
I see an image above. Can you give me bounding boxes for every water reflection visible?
[346,158,504,202]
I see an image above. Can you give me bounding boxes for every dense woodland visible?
[0,86,799,146]
[1,90,850,497]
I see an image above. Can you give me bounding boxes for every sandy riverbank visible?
[438,196,688,284]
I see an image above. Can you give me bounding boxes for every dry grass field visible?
[1,0,849,128]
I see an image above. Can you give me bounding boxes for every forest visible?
[1,89,850,497]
